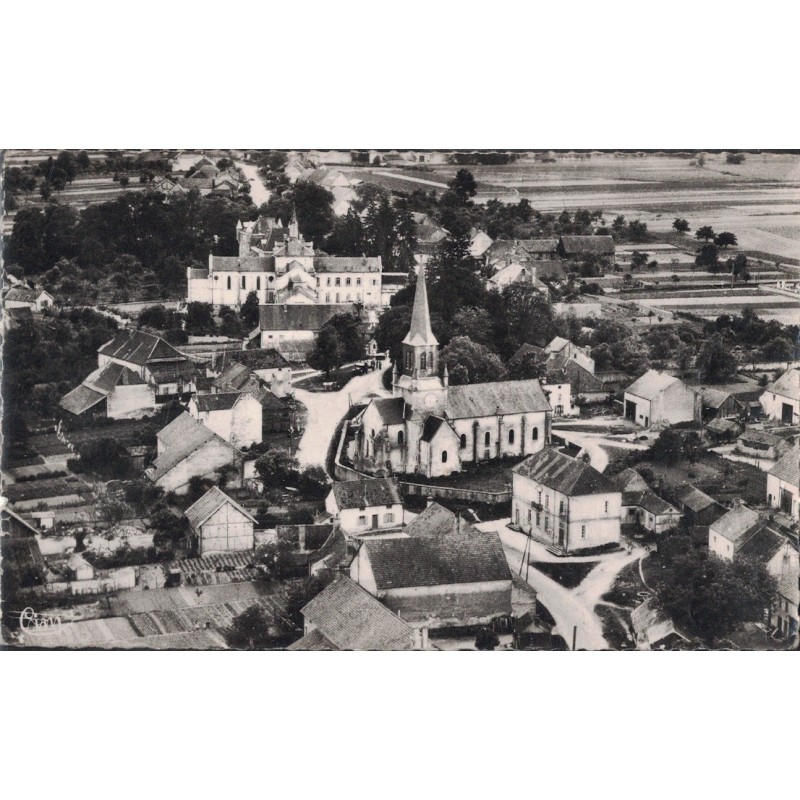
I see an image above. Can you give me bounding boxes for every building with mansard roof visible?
[352,264,552,478]
[186,210,385,309]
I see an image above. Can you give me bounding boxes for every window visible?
[384,513,394,524]
[485,431,491,446]
[460,434,467,449]
[316,277,320,286]
[327,277,331,286]
[538,490,542,504]
[241,276,246,289]
[256,277,261,290]
[346,277,351,286]
[325,293,330,303]
[335,277,341,286]
[532,427,539,441]
[356,278,361,286]
[397,431,404,446]
[508,429,515,445]
[372,279,377,286]
[559,500,565,514]
[545,496,549,509]
[528,509,532,523]
[421,353,427,370]
[441,451,448,463]
[544,517,549,531]
[581,525,586,539]
[604,501,609,513]
[536,511,541,527]
[227,276,231,290]
[358,515,366,525]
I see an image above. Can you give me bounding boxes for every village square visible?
[2,149,798,651]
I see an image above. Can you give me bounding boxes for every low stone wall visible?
[400,481,511,504]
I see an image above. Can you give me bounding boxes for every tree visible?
[653,548,776,644]
[715,231,738,249]
[186,302,216,335]
[648,429,686,465]
[500,282,554,350]
[240,291,260,329]
[630,250,649,272]
[298,466,329,500]
[697,334,737,382]
[760,336,794,361]
[672,218,690,234]
[627,219,649,242]
[507,349,545,381]
[290,180,335,243]
[224,605,278,650]
[450,307,494,347]
[255,449,299,489]
[448,168,478,204]
[676,344,696,375]
[475,628,500,650]
[695,244,720,272]
[324,208,366,256]
[440,336,507,385]
[695,225,715,242]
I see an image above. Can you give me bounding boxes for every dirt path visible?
[236,161,271,207]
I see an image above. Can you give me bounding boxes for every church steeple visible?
[288,206,299,239]
[403,263,438,348]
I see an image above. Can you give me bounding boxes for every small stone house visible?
[325,478,403,534]
[185,486,256,556]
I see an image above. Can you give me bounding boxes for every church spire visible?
[288,205,299,239]
[403,263,438,347]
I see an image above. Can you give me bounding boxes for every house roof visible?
[622,490,679,516]
[314,256,381,273]
[259,304,355,332]
[513,448,618,496]
[614,468,649,493]
[146,361,197,383]
[559,235,615,256]
[625,369,683,401]
[213,362,254,392]
[59,384,106,416]
[778,570,800,604]
[370,397,406,426]
[212,348,290,373]
[446,379,551,419]
[421,416,450,443]
[148,413,225,481]
[550,359,606,394]
[299,575,415,650]
[85,362,146,392]
[210,255,276,273]
[184,486,256,532]
[98,330,185,366]
[739,430,783,448]
[701,387,734,408]
[710,504,762,543]
[5,286,39,303]
[707,418,740,434]
[192,392,246,412]
[404,502,482,538]
[765,367,800,402]
[769,449,800,487]
[361,525,510,590]
[331,478,402,510]
[735,525,787,563]
[286,628,335,650]
[675,484,719,513]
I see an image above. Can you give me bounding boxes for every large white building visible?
[623,370,698,429]
[352,265,551,478]
[760,367,800,424]
[187,212,383,309]
[512,448,621,553]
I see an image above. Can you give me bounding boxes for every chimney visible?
[426,495,434,508]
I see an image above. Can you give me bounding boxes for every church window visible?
[460,434,467,449]
[532,427,539,441]
[397,431,404,446]
[420,353,427,370]
[226,276,231,290]
[441,451,448,464]
[484,431,491,446]
[508,429,515,445]
[241,276,246,289]
[256,277,261,290]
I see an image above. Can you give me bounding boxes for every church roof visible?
[371,397,406,426]
[421,416,452,443]
[402,264,438,347]
[445,379,550,419]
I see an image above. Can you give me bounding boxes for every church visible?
[352,265,552,478]
[187,210,383,309]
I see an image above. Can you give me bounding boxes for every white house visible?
[325,478,403,534]
[259,304,358,349]
[760,367,800,424]
[188,391,263,448]
[3,286,54,312]
[767,449,800,521]
[624,370,698,428]
[512,448,621,553]
[708,502,762,560]
[621,490,682,534]
[185,486,256,556]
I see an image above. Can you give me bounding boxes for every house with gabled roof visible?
[188,391,263,447]
[354,264,551,478]
[3,285,54,312]
[348,502,512,641]
[185,486,256,556]
[624,369,698,428]
[760,366,800,424]
[767,448,799,521]
[325,478,403,534]
[674,484,726,527]
[557,235,615,259]
[208,347,292,396]
[512,448,621,553]
[621,489,682,534]
[288,574,417,651]
[145,413,240,494]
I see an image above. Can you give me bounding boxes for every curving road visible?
[236,161,271,207]
[293,370,389,469]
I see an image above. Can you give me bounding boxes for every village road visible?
[293,369,388,468]
[236,161,271,207]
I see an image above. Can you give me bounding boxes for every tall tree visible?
[695,225,715,242]
[448,168,478,204]
[672,218,690,234]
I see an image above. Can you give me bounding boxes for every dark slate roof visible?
[59,384,106,415]
[622,490,679,516]
[710,504,762,543]
[559,235,615,256]
[193,392,245,412]
[765,367,800,402]
[286,628,335,650]
[513,448,618,496]
[361,527,511,589]
[736,525,788,563]
[371,397,406,426]
[148,413,225,480]
[404,502,482,538]
[331,478,402,510]
[210,255,276,273]
[86,362,145,392]
[446,379,550,419]
[185,486,255,532]
[212,348,290,372]
[675,484,719,513]
[98,330,185,366]
[299,575,415,650]
[314,256,381,273]
[561,359,606,394]
[421,416,448,443]
[259,304,356,332]
[146,360,196,383]
[769,450,800,487]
